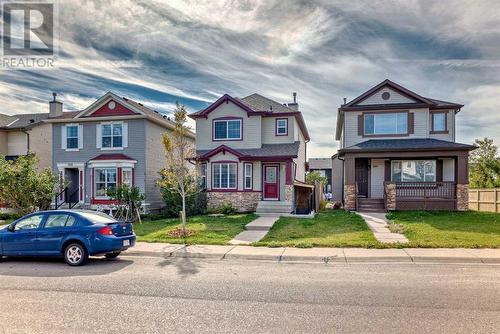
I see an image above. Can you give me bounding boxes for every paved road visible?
[1,256,499,333]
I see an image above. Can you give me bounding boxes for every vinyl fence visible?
[469,189,500,213]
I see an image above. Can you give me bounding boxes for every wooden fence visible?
[469,189,500,213]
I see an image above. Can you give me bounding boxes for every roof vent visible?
[269,105,273,111]
[293,92,297,103]
[29,119,35,123]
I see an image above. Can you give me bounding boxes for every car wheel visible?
[105,252,121,259]
[64,243,88,266]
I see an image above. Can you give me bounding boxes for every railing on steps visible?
[54,187,79,210]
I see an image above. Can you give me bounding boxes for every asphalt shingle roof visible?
[237,93,296,113]
[340,138,475,153]
[197,141,300,158]
[0,113,49,129]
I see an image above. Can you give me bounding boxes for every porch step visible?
[357,198,385,212]
[256,201,293,215]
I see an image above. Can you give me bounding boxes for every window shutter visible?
[96,124,102,148]
[358,114,364,136]
[436,160,443,182]
[78,124,83,149]
[61,125,67,150]
[122,122,128,147]
[408,112,414,134]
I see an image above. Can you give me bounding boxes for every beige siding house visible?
[333,79,475,212]
[189,93,310,214]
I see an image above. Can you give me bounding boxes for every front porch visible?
[343,150,470,211]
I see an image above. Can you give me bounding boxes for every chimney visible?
[343,97,347,105]
[287,92,299,111]
[49,92,63,118]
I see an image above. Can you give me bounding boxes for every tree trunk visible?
[181,194,187,235]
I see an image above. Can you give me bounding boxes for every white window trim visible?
[212,162,237,189]
[62,123,83,151]
[94,167,118,200]
[244,162,252,189]
[213,119,242,141]
[201,163,207,189]
[276,118,288,136]
[122,168,133,187]
[98,121,128,150]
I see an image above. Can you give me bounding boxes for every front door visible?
[65,168,80,203]
[355,159,369,198]
[263,165,279,200]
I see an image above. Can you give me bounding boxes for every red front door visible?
[263,165,279,200]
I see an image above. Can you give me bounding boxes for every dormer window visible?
[276,118,288,136]
[213,118,242,140]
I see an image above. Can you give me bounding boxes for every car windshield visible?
[78,211,117,224]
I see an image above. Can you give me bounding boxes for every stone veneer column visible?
[385,182,396,211]
[344,184,356,210]
[284,185,294,201]
[456,184,469,211]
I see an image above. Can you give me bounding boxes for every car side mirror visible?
[7,224,15,232]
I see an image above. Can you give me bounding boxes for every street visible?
[0,256,499,333]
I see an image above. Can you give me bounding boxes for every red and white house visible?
[189,93,311,214]
[46,92,195,212]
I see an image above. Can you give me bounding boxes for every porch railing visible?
[395,182,456,199]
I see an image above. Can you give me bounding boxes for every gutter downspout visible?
[338,155,345,205]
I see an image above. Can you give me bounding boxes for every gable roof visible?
[189,93,310,141]
[196,142,301,161]
[45,92,195,139]
[0,112,49,130]
[338,138,475,154]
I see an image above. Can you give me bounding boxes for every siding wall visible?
[293,130,306,182]
[28,123,52,170]
[370,159,385,199]
[358,87,415,105]
[0,131,7,155]
[7,131,27,156]
[195,101,262,150]
[261,116,294,144]
[52,119,147,205]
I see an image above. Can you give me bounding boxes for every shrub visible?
[161,189,207,218]
[319,199,327,211]
[215,202,236,215]
[0,212,22,221]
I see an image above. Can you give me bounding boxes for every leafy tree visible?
[157,102,199,235]
[0,154,58,214]
[306,171,328,186]
[107,185,145,222]
[469,138,500,188]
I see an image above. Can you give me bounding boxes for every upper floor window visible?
[212,162,237,189]
[364,112,407,136]
[102,123,122,148]
[213,119,241,140]
[431,112,447,133]
[276,118,288,136]
[66,125,79,149]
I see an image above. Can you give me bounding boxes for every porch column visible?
[455,153,469,211]
[284,160,293,201]
[344,156,356,210]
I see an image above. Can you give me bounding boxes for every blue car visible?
[0,210,136,266]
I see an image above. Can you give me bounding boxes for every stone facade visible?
[384,182,396,211]
[456,184,469,211]
[207,191,261,213]
[284,185,294,201]
[344,184,356,210]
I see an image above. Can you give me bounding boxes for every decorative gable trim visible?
[75,92,146,119]
[199,145,244,159]
[188,94,255,119]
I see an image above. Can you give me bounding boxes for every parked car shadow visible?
[0,256,133,277]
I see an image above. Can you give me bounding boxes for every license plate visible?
[123,240,130,247]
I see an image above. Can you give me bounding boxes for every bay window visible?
[212,162,237,189]
[391,160,436,182]
[95,168,117,197]
[364,112,408,135]
[214,119,242,140]
[122,168,133,187]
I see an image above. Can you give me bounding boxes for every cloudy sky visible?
[2,0,500,157]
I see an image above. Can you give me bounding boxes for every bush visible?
[161,189,207,218]
[213,202,236,215]
[140,213,166,222]
[0,212,22,221]
[319,199,327,211]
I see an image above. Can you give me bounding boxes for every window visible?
[200,163,207,189]
[122,168,133,187]
[95,168,117,197]
[66,125,79,149]
[14,215,43,231]
[391,160,436,182]
[213,119,242,140]
[213,162,237,189]
[276,118,288,136]
[78,211,116,224]
[244,163,252,189]
[432,112,447,132]
[44,214,76,228]
[102,123,123,148]
[364,112,408,135]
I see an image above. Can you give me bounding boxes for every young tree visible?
[157,103,198,235]
[0,154,58,214]
[469,138,500,188]
[306,171,328,186]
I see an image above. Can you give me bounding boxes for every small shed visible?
[293,182,315,214]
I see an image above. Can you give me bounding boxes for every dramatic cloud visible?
[1,0,500,156]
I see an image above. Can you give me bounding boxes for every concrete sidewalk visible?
[124,242,500,264]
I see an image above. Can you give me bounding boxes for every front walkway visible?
[229,216,279,245]
[357,211,408,244]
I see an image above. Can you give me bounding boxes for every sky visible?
[1,0,500,157]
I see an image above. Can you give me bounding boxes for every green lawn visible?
[387,211,500,248]
[134,214,257,245]
[254,210,380,248]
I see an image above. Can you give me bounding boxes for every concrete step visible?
[256,201,293,214]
